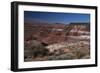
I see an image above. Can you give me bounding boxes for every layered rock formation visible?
[24,22,90,61]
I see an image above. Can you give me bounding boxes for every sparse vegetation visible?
[24,22,90,62]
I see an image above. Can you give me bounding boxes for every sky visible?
[24,11,90,24]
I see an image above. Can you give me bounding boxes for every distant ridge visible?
[24,18,90,25]
[70,22,90,25]
[24,19,67,25]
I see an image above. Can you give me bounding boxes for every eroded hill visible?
[24,22,90,61]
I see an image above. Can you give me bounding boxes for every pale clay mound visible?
[24,41,90,61]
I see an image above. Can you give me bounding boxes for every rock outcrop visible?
[24,22,90,61]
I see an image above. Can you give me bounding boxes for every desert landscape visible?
[24,21,90,62]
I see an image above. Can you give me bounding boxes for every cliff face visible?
[24,22,90,61]
[24,22,90,45]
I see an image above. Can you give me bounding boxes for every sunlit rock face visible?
[24,22,90,61]
[24,22,90,44]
